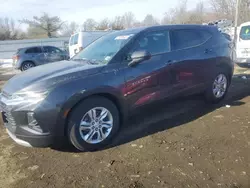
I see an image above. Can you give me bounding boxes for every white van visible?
[69,31,111,58]
[235,22,250,67]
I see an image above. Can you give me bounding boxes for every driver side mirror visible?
[128,50,151,67]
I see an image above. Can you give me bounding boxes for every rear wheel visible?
[205,71,230,103]
[21,61,35,71]
[67,97,120,151]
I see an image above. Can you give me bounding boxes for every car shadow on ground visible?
[52,75,250,153]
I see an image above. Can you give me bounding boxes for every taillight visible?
[13,55,20,61]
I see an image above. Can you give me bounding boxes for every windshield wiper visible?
[72,58,102,65]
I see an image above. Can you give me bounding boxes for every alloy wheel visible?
[79,107,113,144]
[213,74,228,98]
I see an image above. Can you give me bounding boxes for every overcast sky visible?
[0,0,205,23]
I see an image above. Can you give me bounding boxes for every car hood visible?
[2,60,104,95]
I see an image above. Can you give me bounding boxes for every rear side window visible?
[171,29,211,51]
[132,30,170,55]
[25,47,42,54]
[73,34,79,45]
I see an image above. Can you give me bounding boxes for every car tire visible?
[205,70,230,103]
[67,96,120,152]
[21,61,35,71]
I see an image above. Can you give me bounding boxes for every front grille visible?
[3,111,16,126]
[0,90,16,126]
[2,90,11,99]
[1,106,16,126]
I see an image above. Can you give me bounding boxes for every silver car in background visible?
[12,46,69,71]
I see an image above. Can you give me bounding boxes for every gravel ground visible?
[0,65,249,188]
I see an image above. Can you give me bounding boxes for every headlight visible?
[7,90,49,106]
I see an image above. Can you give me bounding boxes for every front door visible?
[123,29,172,109]
[43,46,65,63]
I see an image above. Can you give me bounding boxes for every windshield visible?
[240,25,250,40]
[72,31,136,64]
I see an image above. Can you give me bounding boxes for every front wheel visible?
[205,72,230,103]
[67,97,120,151]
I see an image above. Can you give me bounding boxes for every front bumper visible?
[0,92,61,148]
[235,58,250,67]
[2,113,53,147]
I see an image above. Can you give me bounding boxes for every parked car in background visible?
[235,22,250,68]
[69,31,111,58]
[1,25,233,151]
[12,46,70,71]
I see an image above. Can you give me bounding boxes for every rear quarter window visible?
[171,29,212,51]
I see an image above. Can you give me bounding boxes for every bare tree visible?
[122,12,135,29]
[162,0,189,24]
[188,1,206,24]
[210,0,250,25]
[21,13,64,38]
[238,0,250,24]
[60,22,79,36]
[26,26,48,39]
[0,17,25,40]
[162,0,207,24]
[143,14,159,26]
[96,18,110,30]
[83,19,97,31]
[210,0,236,20]
[111,16,125,30]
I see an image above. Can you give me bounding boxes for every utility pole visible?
[233,0,240,60]
[234,0,240,44]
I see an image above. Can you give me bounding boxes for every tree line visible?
[1,0,250,40]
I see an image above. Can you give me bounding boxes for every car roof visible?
[143,24,217,31]
[240,22,250,27]
[118,24,217,34]
[21,45,58,49]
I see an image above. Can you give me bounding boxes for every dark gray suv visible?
[1,25,233,151]
[12,46,69,71]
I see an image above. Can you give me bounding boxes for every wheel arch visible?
[61,91,127,137]
[215,60,233,83]
[20,60,36,70]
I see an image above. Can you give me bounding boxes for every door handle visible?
[205,49,212,53]
[165,60,176,65]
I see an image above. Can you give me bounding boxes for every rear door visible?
[168,29,213,95]
[123,29,173,108]
[25,47,45,65]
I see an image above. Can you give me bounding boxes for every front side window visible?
[171,29,210,51]
[69,36,74,46]
[25,47,42,54]
[131,30,170,55]
[43,47,61,53]
[72,31,136,64]
[73,34,79,45]
[240,26,250,40]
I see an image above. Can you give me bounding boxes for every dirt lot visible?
[0,66,249,188]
